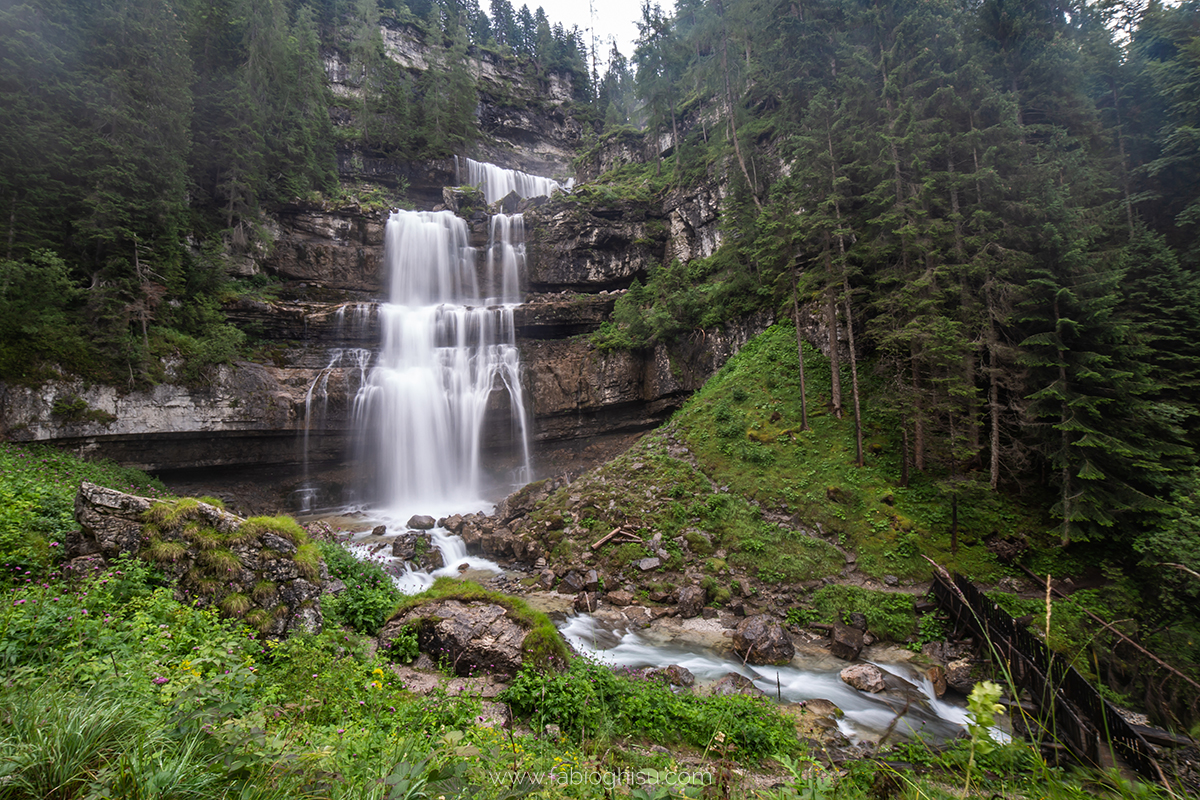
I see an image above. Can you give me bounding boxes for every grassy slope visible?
[670,322,1046,583]
[0,442,169,577]
[527,322,1045,612]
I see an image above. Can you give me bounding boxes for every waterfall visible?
[350,209,532,518]
[458,156,571,204]
[297,305,373,512]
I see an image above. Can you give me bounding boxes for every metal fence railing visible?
[931,572,1162,781]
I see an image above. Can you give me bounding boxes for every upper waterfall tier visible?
[459,157,570,205]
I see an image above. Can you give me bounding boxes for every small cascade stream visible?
[559,614,971,744]
[342,522,975,746]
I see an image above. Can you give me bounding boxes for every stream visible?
[338,517,974,745]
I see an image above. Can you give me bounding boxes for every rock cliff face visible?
[0,186,766,479]
[0,26,770,494]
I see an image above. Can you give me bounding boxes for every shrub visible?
[501,658,796,760]
[811,585,916,641]
[318,541,402,636]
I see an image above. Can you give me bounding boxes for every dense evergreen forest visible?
[2,0,1200,642]
[592,0,1200,619]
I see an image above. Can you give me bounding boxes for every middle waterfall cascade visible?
[351,208,533,518]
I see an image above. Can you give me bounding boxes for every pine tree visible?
[1017,180,1185,545]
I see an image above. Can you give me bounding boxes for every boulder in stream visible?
[839,663,886,693]
[708,672,764,697]
[733,615,795,665]
[945,656,980,694]
[574,591,600,612]
[407,514,436,530]
[829,621,864,661]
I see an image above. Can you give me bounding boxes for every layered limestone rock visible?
[264,206,387,291]
[523,311,773,443]
[524,195,666,291]
[343,21,581,182]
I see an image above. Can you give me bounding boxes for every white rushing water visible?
[299,159,567,517]
[348,209,533,521]
[459,157,571,205]
[559,614,972,744]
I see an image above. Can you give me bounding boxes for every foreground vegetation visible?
[0,546,1184,799]
[0,444,1187,796]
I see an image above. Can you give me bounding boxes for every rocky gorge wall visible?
[0,187,767,477]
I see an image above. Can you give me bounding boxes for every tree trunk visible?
[716,0,761,209]
[912,358,925,471]
[792,275,810,431]
[1110,80,1135,238]
[827,278,843,419]
[669,97,681,187]
[950,493,959,554]
[6,194,14,260]
[949,154,963,259]
[988,313,1001,490]
[842,280,864,467]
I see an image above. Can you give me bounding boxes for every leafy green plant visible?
[51,394,117,425]
[501,657,796,760]
[963,680,1006,796]
[810,585,916,641]
[319,542,402,636]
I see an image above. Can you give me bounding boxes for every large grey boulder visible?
[378,599,530,679]
[675,585,707,619]
[709,672,764,697]
[829,621,864,661]
[407,514,436,530]
[733,615,796,665]
[71,482,324,638]
[840,663,886,693]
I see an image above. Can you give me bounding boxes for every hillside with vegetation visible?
[2,443,1195,799]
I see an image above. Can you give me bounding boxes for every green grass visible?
[0,442,167,579]
[528,434,844,587]
[809,585,919,641]
[0,551,1185,798]
[673,322,1044,582]
[500,656,799,761]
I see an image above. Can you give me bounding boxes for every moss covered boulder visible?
[72,481,325,637]
[378,578,570,679]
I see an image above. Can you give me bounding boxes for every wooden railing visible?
[930,572,1162,781]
